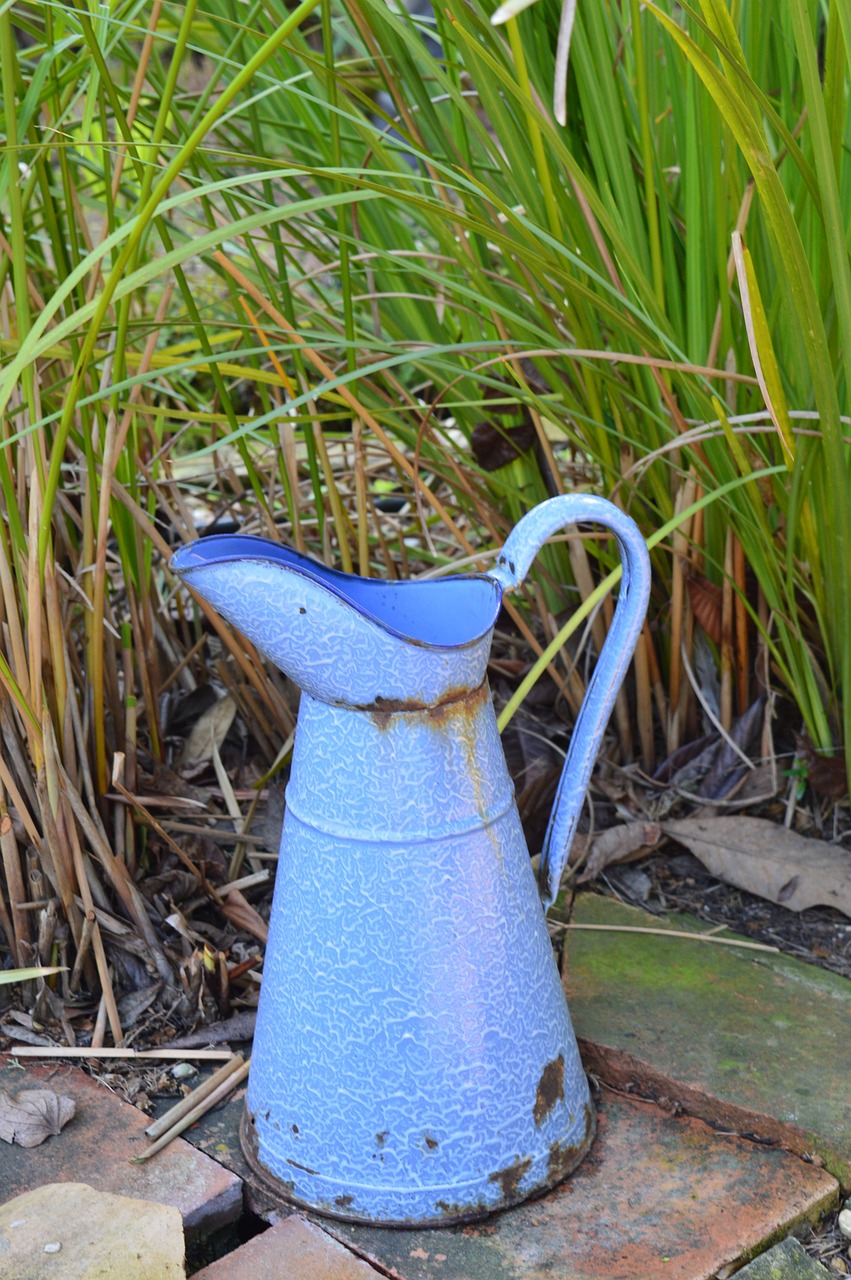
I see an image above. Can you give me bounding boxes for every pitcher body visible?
[171,495,651,1225]
[241,687,594,1223]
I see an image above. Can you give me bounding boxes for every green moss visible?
[735,1237,831,1278]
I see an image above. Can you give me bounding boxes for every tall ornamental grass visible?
[0,0,849,1019]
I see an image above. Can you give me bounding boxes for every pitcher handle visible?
[489,496,651,909]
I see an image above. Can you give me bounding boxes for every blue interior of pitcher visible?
[171,535,503,648]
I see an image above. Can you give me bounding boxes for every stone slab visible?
[562,894,851,1186]
[323,1090,838,1280]
[0,1182,186,1279]
[193,1214,382,1279]
[735,1236,832,1278]
[0,1055,243,1237]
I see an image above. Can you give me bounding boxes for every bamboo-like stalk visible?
[0,526,31,714]
[0,859,17,967]
[91,409,119,796]
[642,620,668,733]
[733,535,749,714]
[144,1054,246,1140]
[69,910,95,994]
[36,897,57,969]
[58,765,173,989]
[0,810,28,967]
[132,1057,252,1162]
[720,528,735,733]
[121,627,137,874]
[667,475,697,755]
[9,1046,239,1061]
[42,558,68,756]
[0,742,41,849]
[25,457,44,768]
[34,770,76,933]
[63,795,121,1035]
[91,980,110,1051]
[40,715,79,925]
[633,629,654,773]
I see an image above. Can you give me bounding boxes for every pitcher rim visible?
[170,536,504,652]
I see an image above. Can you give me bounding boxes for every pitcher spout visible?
[170,535,501,708]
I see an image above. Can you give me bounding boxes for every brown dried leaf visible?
[795,734,847,800]
[470,416,536,471]
[686,573,723,646]
[219,887,269,944]
[663,816,851,916]
[580,822,662,881]
[0,1088,75,1148]
[144,763,212,806]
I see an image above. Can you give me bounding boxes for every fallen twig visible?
[220,870,270,894]
[552,922,779,953]
[145,1053,245,1140]
[166,1010,257,1048]
[132,1056,251,1162]
[5,1046,238,1061]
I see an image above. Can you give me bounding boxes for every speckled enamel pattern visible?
[170,495,651,1225]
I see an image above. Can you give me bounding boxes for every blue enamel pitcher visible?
[171,495,650,1225]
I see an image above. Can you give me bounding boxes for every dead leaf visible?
[0,1087,75,1147]
[795,733,847,800]
[180,695,236,764]
[0,1023,55,1047]
[579,822,662,881]
[699,697,765,800]
[715,761,778,807]
[662,816,851,916]
[117,983,163,1028]
[167,683,217,736]
[470,413,535,472]
[653,733,716,784]
[686,572,723,646]
[167,1010,257,1049]
[470,421,533,472]
[145,762,213,806]
[218,887,269,943]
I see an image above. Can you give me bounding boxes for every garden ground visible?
[2,890,850,1279]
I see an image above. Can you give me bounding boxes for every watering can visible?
[170,494,650,1225]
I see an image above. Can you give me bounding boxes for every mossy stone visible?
[735,1236,831,1278]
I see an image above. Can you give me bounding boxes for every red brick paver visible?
[323,1089,838,1280]
[0,1054,242,1236]
[194,1214,383,1279]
